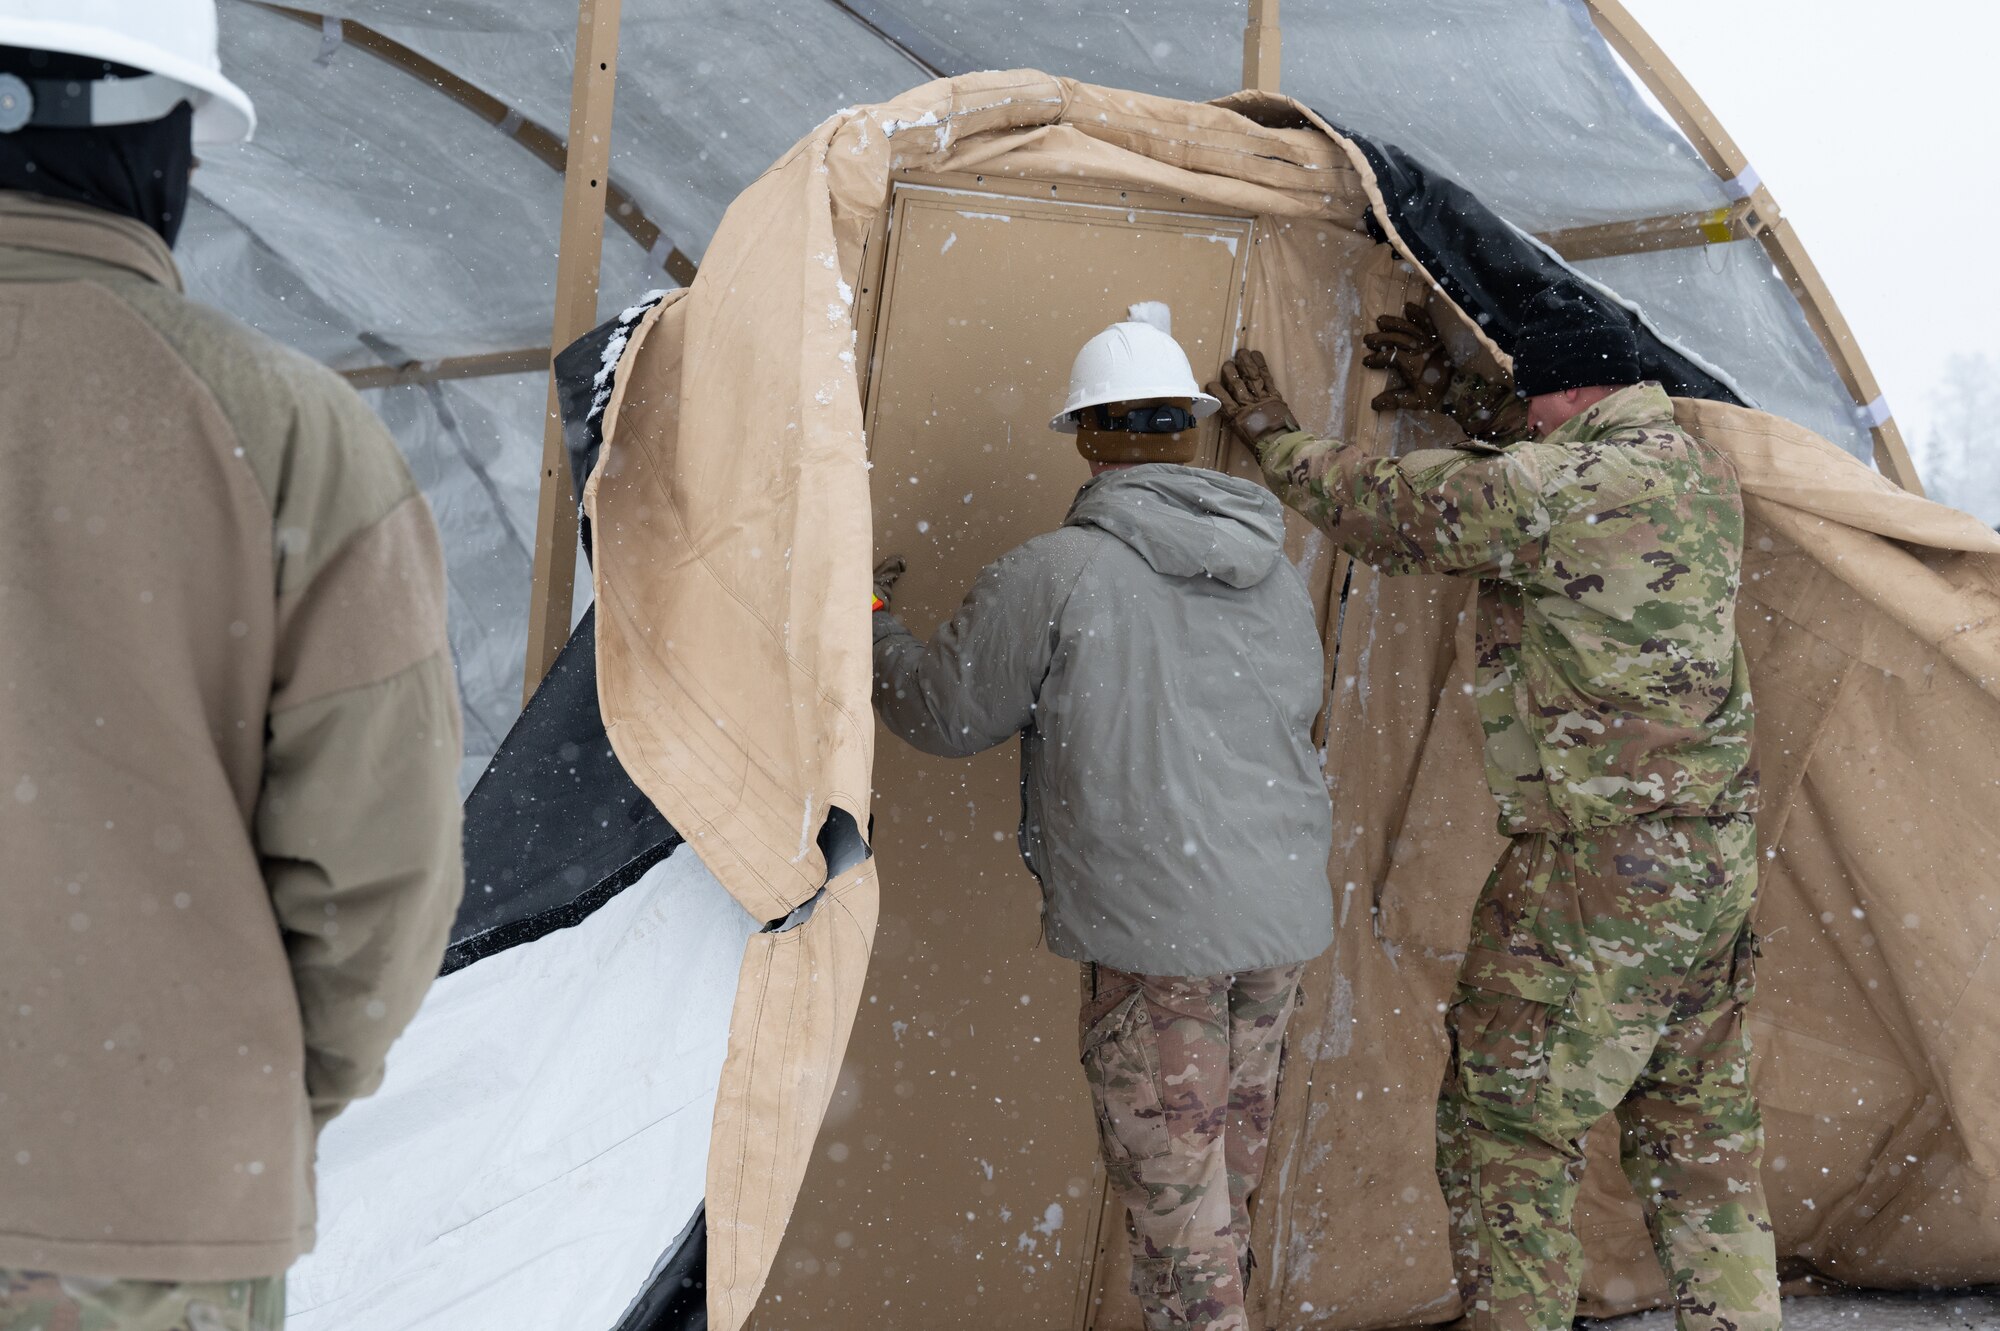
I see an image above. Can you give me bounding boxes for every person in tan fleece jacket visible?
[0,25,464,1331]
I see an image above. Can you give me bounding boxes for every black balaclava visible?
[0,46,195,247]
[1510,287,1643,399]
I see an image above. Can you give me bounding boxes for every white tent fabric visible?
[182,0,1882,778]
[287,847,755,1330]
[1575,241,1872,456]
[188,3,657,368]
[372,3,932,271]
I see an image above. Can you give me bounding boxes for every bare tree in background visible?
[1920,352,2000,526]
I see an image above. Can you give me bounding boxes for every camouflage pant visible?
[1079,961,1304,1331]
[0,1271,283,1331]
[1436,815,1780,1331]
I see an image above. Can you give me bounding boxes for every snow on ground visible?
[1587,1290,2000,1331]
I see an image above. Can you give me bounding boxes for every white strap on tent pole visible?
[1576,0,1922,493]
[1504,218,1760,408]
[1721,164,1762,201]
[1860,394,1893,428]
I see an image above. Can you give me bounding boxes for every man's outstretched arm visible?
[871,545,1074,758]
[1211,344,1551,579]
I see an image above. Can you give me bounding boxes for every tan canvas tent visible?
[586,71,2000,1330]
[156,2,1997,1327]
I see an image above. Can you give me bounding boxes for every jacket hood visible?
[1065,464,1286,588]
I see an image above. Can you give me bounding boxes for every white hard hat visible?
[1050,302,1221,433]
[0,0,255,144]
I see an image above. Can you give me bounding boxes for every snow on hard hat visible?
[1049,301,1222,433]
[0,0,256,144]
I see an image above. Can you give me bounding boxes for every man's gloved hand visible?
[1364,303,1530,443]
[1442,371,1531,443]
[872,554,906,612]
[1362,303,1452,414]
[1208,350,1301,453]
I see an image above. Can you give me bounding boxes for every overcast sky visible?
[1618,1,1999,465]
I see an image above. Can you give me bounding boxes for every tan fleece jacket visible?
[0,195,464,1281]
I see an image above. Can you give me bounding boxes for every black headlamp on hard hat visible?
[1089,403,1200,435]
[0,71,187,135]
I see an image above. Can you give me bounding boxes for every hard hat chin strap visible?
[0,72,189,135]
[1089,403,1198,435]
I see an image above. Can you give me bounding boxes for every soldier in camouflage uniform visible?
[0,1271,282,1331]
[1210,288,1780,1331]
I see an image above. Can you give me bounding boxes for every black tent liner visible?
[1333,125,1746,406]
[447,603,681,974]
[448,297,703,1327]
[448,290,678,974]
[612,1205,709,1331]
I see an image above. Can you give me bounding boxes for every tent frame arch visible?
[302,0,1918,731]
[1578,0,1922,493]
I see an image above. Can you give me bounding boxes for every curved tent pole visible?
[1580,0,1924,494]
[242,3,696,289]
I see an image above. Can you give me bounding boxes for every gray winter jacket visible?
[873,464,1334,975]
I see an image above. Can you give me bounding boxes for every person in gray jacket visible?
[871,305,1333,1331]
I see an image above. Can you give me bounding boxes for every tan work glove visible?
[872,554,906,612]
[1208,350,1301,453]
[1362,303,1453,414]
[1364,304,1529,443]
[1442,371,1531,443]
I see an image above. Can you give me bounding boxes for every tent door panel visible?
[747,183,1252,1331]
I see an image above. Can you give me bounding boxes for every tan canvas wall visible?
[590,72,2000,1331]
[592,288,886,1327]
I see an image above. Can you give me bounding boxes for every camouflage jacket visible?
[1259,383,1756,834]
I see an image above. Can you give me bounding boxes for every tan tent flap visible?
[593,71,2000,1330]
[591,291,882,1326]
[589,149,878,927]
[704,855,879,1329]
